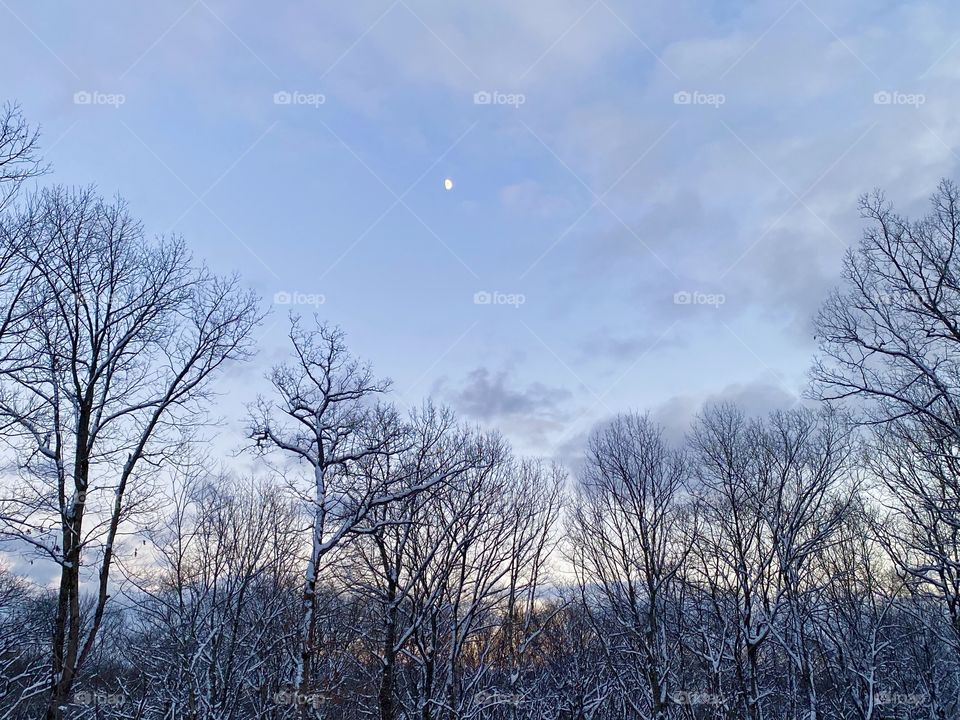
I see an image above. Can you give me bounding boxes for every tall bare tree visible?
[333,404,506,720]
[0,102,45,211]
[0,187,261,719]
[249,318,448,704]
[126,470,303,720]
[0,567,50,720]
[814,178,960,714]
[814,180,960,438]
[0,103,49,375]
[568,413,693,720]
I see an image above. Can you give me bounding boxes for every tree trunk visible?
[379,600,398,720]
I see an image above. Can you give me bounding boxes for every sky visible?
[2,0,960,467]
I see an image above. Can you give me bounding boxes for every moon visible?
[443,178,454,191]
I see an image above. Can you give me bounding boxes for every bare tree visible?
[0,102,46,211]
[689,404,776,720]
[687,405,854,720]
[334,402,489,720]
[756,409,854,720]
[492,458,565,715]
[0,567,50,719]
[371,437,564,720]
[0,187,261,719]
[249,318,445,704]
[813,179,960,437]
[568,413,693,720]
[126,470,304,720]
[815,497,901,720]
[0,103,50,374]
[864,419,960,707]
[813,178,960,715]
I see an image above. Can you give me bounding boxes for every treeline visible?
[1,104,960,720]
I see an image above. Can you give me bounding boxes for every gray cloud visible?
[438,366,572,422]
[549,378,802,472]
[576,325,685,368]
[652,378,803,444]
[433,366,577,453]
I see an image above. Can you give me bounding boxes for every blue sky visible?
[3,0,960,463]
